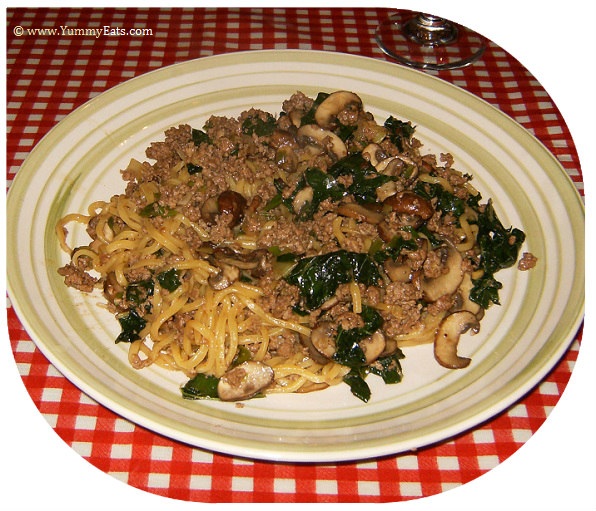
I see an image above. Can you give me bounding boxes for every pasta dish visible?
[57,91,535,402]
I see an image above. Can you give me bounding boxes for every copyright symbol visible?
[13,25,24,37]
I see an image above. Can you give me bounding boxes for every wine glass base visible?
[376,13,487,71]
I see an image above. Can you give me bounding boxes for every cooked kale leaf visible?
[372,233,419,263]
[334,306,405,402]
[181,373,220,400]
[476,199,525,275]
[343,368,371,403]
[241,112,276,136]
[328,153,393,204]
[334,305,383,368]
[157,268,181,291]
[413,180,466,217]
[125,279,154,306]
[191,128,211,146]
[186,163,203,174]
[369,349,405,384]
[291,167,346,221]
[115,309,147,344]
[299,92,330,126]
[470,199,525,308]
[470,274,503,309]
[384,116,416,152]
[284,250,381,310]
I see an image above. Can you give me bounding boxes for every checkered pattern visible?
[6,7,583,504]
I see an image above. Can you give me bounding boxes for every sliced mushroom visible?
[384,259,412,283]
[200,196,219,223]
[434,311,479,369]
[337,202,384,224]
[453,272,482,316]
[207,263,240,290]
[380,337,399,357]
[213,247,269,271]
[310,321,337,360]
[362,143,385,167]
[376,156,419,184]
[217,190,247,227]
[359,330,387,364]
[384,191,434,221]
[297,124,347,160]
[422,244,464,302]
[269,128,298,149]
[299,334,330,365]
[292,186,314,215]
[275,147,298,173]
[217,361,274,401]
[314,91,363,129]
[375,180,398,202]
[288,109,303,128]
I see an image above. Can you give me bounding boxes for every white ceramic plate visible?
[7,50,584,462]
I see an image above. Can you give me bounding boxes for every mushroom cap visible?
[314,91,363,129]
[217,361,274,401]
[434,310,480,369]
[297,124,347,160]
[422,244,464,302]
[359,330,387,364]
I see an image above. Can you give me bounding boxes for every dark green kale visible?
[157,268,181,292]
[369,349,405,384]
[334,305,383,368]
[476,199,525,275]
[299,92,330,126]
[328,153,393,205]
[186,163,203,174]
[343,368,371,403]
[191,128,211,146]
[241,112,276,136]
[470,199,525,308]
[332,306,405,402]
[125,279,154,307]
[413,180,466,218]
[371,233,419,263]
[469,274,503,309]
[115,309,147,344]
[335,123,358,142]
[384,116,416,152]
[230,346,252,368]
[284,250,381,311]
[181,373,220,400]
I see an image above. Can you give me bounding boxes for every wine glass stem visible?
[403,13,458,46]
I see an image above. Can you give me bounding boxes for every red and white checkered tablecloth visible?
[5,6,588,507]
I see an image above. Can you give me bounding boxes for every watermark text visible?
[13,24,153,38]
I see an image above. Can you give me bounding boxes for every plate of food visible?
[6,50,584,462]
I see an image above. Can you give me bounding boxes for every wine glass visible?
[375,11,487,71]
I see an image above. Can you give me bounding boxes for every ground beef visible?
[256,277,300,322]
[518,252,538,271]
[268,331,300,358]
[57,263,98,292]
